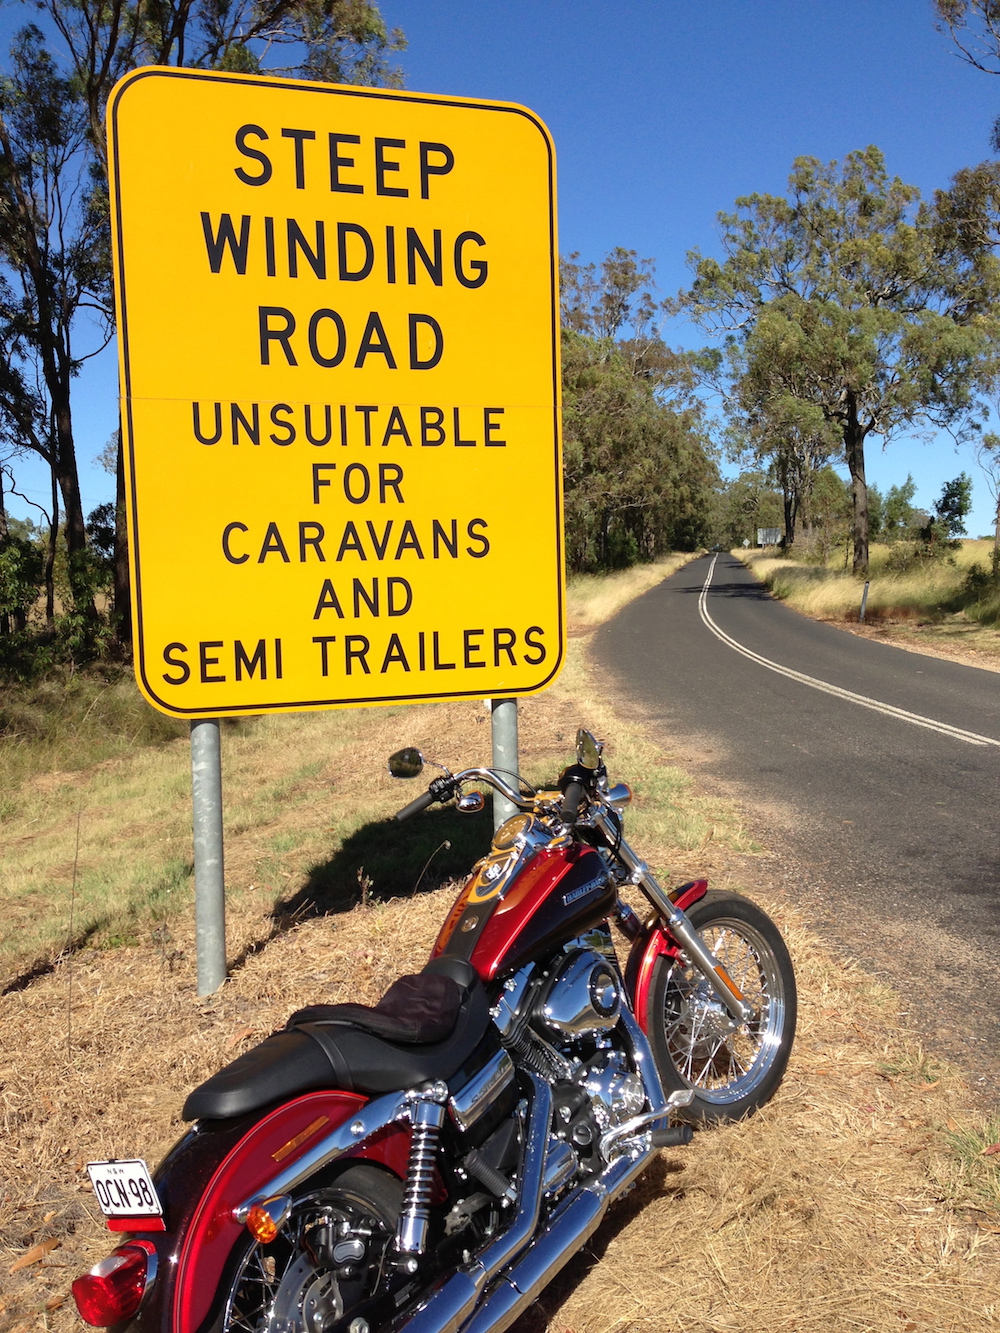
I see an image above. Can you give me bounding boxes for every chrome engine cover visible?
[534,949,622,1039]
[580,1048,645,1129]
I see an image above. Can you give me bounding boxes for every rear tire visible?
[216,1163,403,1333]
[647,890,796,1123]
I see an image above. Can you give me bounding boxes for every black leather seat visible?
[182,958,493,1121]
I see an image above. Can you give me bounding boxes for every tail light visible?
[71,1241,157,1326]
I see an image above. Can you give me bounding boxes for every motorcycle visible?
[71,729,796,1333]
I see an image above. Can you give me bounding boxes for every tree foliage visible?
[560,249,717,571]
[710,470,783,550]
[0,0,404,663]
[676,146,1000,575]
[873,474,921,542]
[562,329,716,570]
[919,471,974,552]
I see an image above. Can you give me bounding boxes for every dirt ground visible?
[2,676,1000,1333]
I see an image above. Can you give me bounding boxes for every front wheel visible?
[648,890,796,1123]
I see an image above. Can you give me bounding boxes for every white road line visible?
[698,554,1000,749]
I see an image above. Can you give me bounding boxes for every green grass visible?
[942,1114,1000,1216]
[877,1044,951,1085]
[0,668,189,814]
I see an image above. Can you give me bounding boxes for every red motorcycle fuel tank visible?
[432,812,616,982]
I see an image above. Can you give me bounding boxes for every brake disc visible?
[266,1253,342,1333]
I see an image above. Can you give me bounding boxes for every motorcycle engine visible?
[493,937,649,1171]
[535,949,622,1037]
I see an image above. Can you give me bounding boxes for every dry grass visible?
[566,553,703,632]
[742,541,988,620]
[2,573,1000,1332]
[741,543,1000,667]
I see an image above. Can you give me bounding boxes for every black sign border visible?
[108,68,564,717]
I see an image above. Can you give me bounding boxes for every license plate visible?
[87,1159,163,1218]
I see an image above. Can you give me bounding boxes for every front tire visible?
[648,890,796,1123]
[215,1163,404,1333]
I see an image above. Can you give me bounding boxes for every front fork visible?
[593,809,755,1026]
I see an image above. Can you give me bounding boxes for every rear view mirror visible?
[388,747,424,779]
[575,728,602,770]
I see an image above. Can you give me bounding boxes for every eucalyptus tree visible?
[723,311,841,548]
[0,26,108,620]
[676,147,1000,575]
[561,329,715,570]
[0,0,403,640]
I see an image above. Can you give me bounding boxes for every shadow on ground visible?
[274,804,494,923]
[509,1154,689,1332]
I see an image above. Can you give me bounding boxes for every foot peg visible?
[650,1125,693,1148]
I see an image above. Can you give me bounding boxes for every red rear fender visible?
[109,1092,367,1333]
[174,1091,367,1333]
[624,880,707,1031]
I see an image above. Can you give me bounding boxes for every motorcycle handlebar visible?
[392,767,530,823]
[561,780,587,825]
[392,766,605,826]
[393,789,439,822]
[446,767,530,809]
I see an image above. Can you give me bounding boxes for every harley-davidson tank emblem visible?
[563,875,607,906]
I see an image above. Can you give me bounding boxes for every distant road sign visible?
[757,528,781,547]
[108,68,562,718]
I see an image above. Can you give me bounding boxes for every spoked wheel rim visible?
[219,1177,399,1333]
[660,915,789,1105]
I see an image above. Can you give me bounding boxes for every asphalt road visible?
[592,553,1000,1093]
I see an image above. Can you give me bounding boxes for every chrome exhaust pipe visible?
[459,1138,658,1333]
[390,1074,552,1333]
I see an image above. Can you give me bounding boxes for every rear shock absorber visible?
[394,1085,447,1269]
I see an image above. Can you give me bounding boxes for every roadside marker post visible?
[106,68,563,991]
[859,581,871,624]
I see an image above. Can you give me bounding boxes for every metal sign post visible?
[190,719,226,994]
[490,699,518,829]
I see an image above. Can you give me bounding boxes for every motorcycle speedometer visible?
[492,813,533,850]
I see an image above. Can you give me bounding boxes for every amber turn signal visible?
[245,1195,292,1243]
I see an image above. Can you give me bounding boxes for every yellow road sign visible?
[107,68,563,718]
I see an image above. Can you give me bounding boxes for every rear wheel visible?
[217,1164,404,1333]
[648,890,796,1123]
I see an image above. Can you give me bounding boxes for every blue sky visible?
[6,0,1000,535]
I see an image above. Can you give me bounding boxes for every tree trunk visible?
[113,430,131,647]
[843,395,870,576]
[0,467,8,637]
[45,460,58,630]
[53,384,96,619]
[782,485,798,549]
